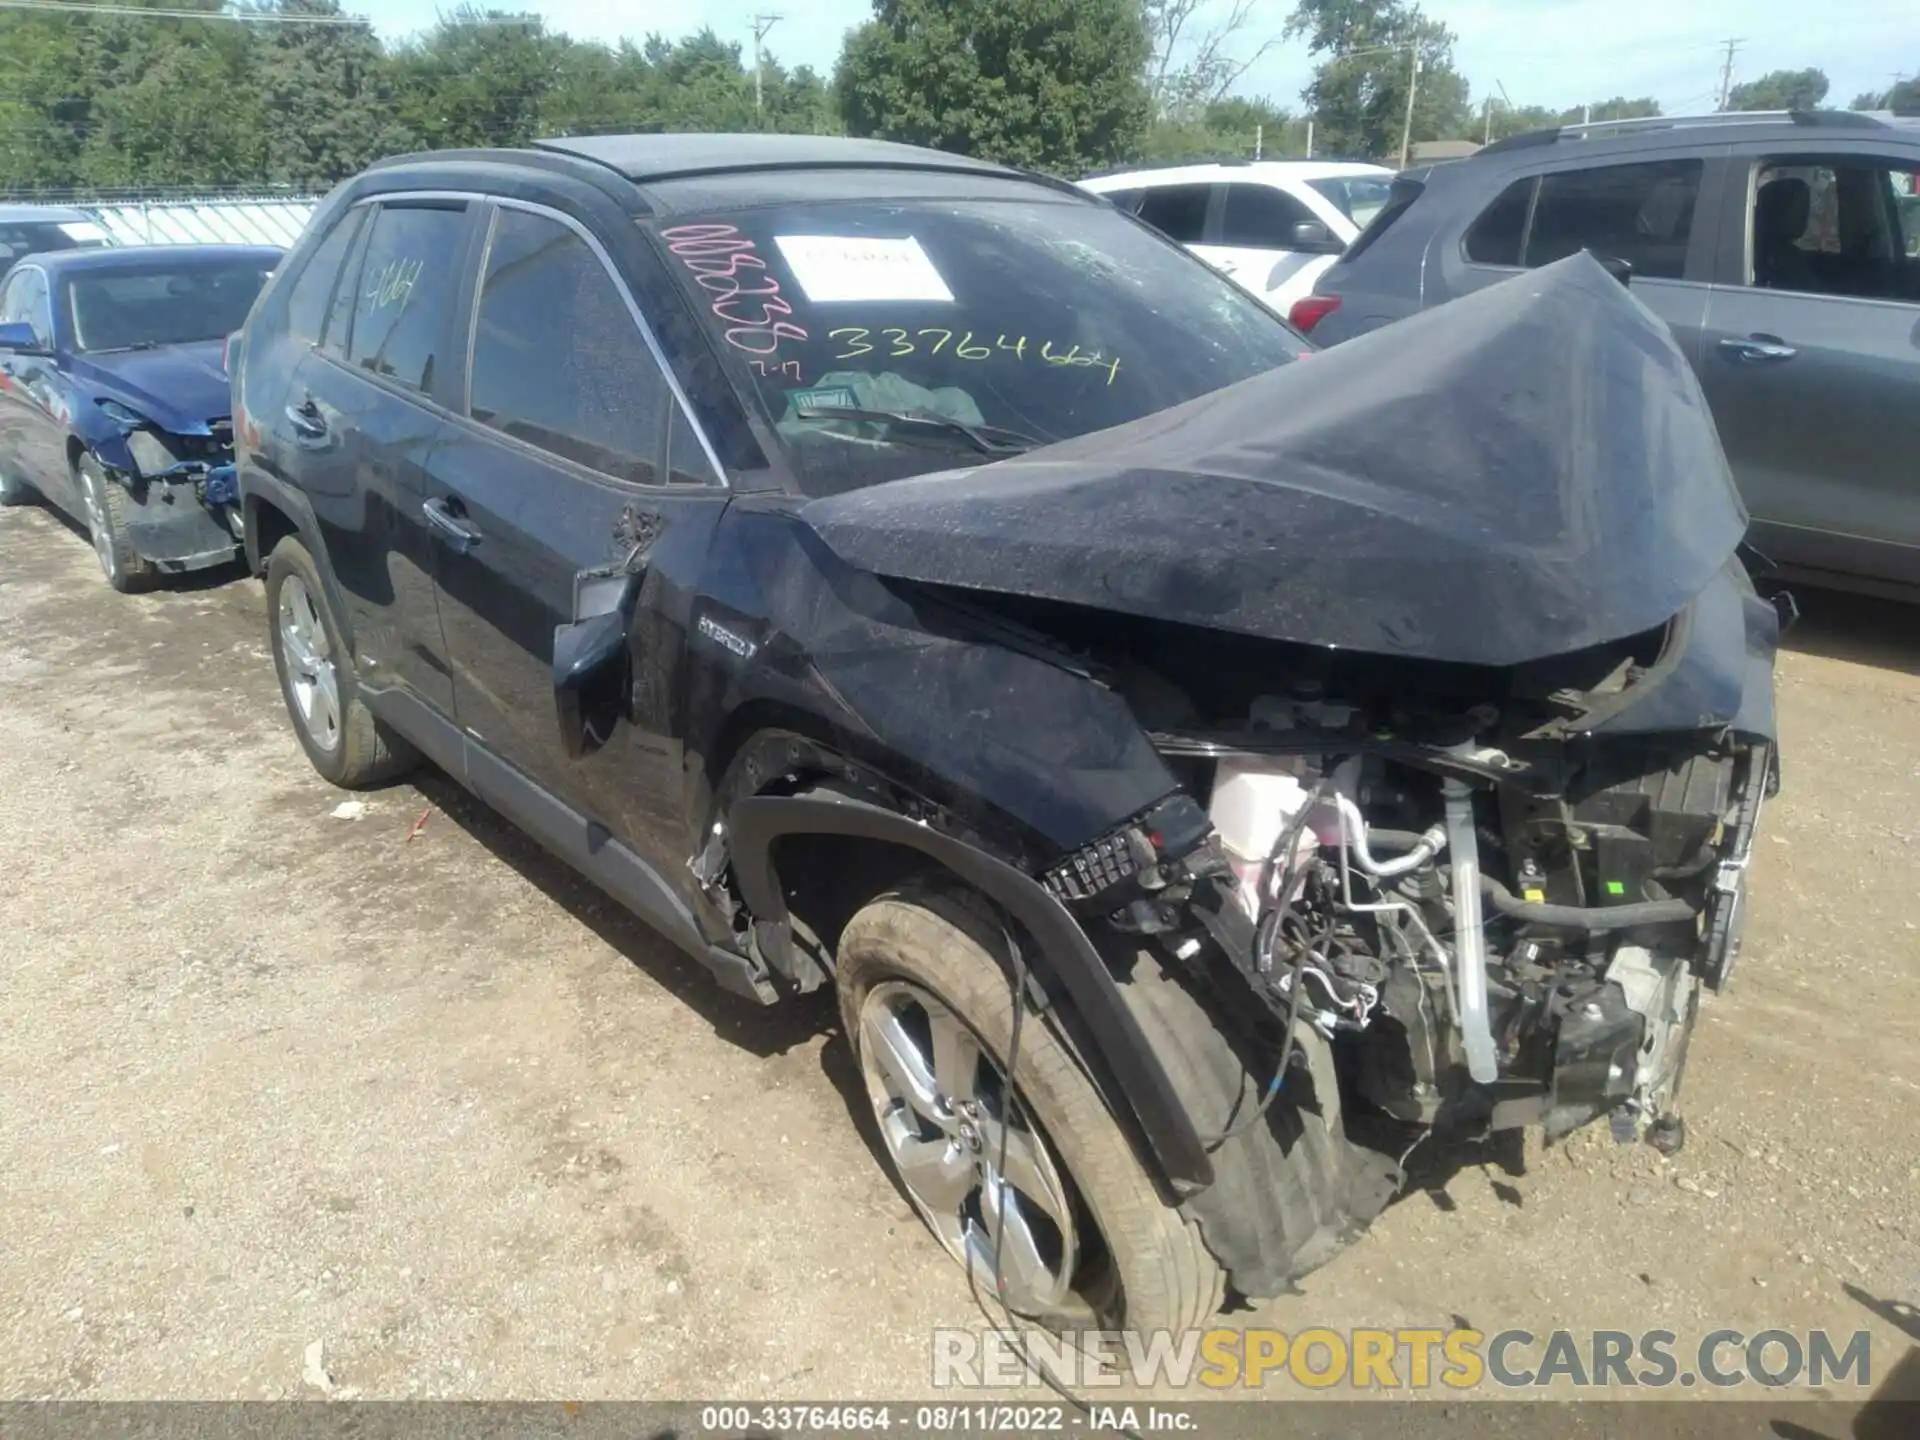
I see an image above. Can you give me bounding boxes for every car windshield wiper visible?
[794,405,1041,457]
[89,341,162,352]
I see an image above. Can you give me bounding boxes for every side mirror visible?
[1289,220,1343,255]
[552,568,642,760]
[0,320,50,356]
[1592,253,1634,288]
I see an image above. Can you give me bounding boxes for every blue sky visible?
[366,1,1910,117]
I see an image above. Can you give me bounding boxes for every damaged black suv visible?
[233,134,1780,1334]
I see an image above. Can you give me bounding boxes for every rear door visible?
[1210,180,1344,311]
[1131,181,1217,270]
[279,198,479,721]
[1698,141,1920,589]
[425,200,729,885]
[1440,153,1721,363]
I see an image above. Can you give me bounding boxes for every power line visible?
[0,1,368,22]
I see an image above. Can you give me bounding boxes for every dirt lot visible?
[1,497,1917,1410]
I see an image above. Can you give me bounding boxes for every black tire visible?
[1114,952,1402,1298]
[837,881,1226,1335]
[265,536,416,788]
[76,455,157,593]
[0,461,33,507]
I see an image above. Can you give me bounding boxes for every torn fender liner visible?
[800,253,1746,669]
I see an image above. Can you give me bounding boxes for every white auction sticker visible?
[772,234,955,303]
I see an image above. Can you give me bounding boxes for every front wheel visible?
[76,456,155,592]
[837,882,1225,1335]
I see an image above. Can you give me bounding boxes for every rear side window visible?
[1337,177,1424,265]
[1464,160,1703,280]
[285,206,367,345]
[468,208,669,485]
[1217,183,1319,247]
[1135,184,1212,244]
[1464,179,1533,265]
[347,204,467,393]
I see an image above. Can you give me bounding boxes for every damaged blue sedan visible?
[0,243,279,590]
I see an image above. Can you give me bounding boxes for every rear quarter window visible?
[1335,177,1425,265]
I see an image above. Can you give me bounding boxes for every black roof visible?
[1476,108,1916,160]
[533,133,1022,185]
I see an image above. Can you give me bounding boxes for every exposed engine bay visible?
[1025,596,1775,1152]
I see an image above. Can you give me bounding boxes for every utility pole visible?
[751,13,782,116]
[1715,37,1744,111]
[1253,122,1263,159]
[1305,116,1314,158]
[1398,49,1421,169]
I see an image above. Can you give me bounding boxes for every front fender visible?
[727,792,1214,1196]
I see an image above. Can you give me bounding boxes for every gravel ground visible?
[1,497,1916,1415]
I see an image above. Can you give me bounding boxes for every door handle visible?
[421,496,481,551]
[1718,335,1798,364]
[284,399,328,439]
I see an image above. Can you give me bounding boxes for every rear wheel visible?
[837,882,1225,1335]
[265,536,416,788]
[76,456,155,592]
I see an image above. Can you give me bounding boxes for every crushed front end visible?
[788,254,1782,1295]
[96,411,242,572]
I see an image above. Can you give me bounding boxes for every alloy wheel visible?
[80,468,117,582]
[278,574,342,753]
[858,979,1089,1322]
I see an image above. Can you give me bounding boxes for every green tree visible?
[1851,75,1919,112]
[77,4,267,189]
[1726,68,1830,112]
[389,10,561,151]
[1285,0,1472,162]
[1139,93,1291,162]
[253,0,408,190]
[836,0,1153,172]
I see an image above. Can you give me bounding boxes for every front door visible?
[424,202,728,890]
[1698,143,1920,589]
[280,199,479,720]
[1203,180,1341,312]
[0,264,74,507]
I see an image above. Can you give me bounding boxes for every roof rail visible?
[1479,108,1890,156]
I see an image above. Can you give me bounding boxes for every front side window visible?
[346,204,467,392]
[1462,159,1702,280]
[1217,183,1320,247]
[1749,155,1920,303]
[2,267,52,346]
[650,196,1303,496]
[468,209,668,484]
[1134,184,1213,244]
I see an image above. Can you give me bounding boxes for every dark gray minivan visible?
[1296,111,1920,600]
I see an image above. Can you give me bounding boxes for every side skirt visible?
[363,685,777,1006]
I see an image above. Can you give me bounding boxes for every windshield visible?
[66,262,271,352]
[1309,176,1395,228]
[648,198,1305,495]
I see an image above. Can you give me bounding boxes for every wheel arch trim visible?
[727,793,1214,1194]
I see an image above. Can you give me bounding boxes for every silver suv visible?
[1297,111,1920,600]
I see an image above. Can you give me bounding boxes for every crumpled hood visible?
[799,253,1749,669]
[70,339,229,434]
